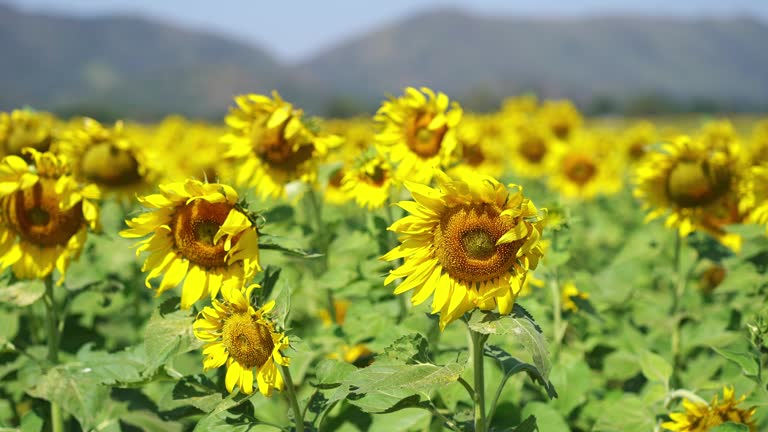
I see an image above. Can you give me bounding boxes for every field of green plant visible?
[1,88,767,432]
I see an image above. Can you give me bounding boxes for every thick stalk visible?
[670,234,685,382]
[43,275,64,432]
[470,330,489,432]
[280,364,304,432]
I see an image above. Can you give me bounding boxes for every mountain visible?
[0,3,307,119]
[298,9,768,111]
[1,4,768,118]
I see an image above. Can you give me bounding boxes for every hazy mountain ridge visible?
[1,4,767,119]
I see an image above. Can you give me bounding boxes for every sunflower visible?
[560,281,589,312]
[341,154,394,211]
[382,170,545,330]
[54,117,156,198]
[662,386,756,431]
[222,91,341,200]
[120,179,261,309]
[193,285,289,396]
[548,131,622,200]
[634,135,745,251]
[325,118,376,164]
[0,109,57,157]
[323,166,352,206]
[149,116,227,183]
[0,149,99,282]
[619,121,658,164]
[739,163,768,232]
[508,121,561,179]
[375,87,463,184]
[450,115,506,179]
[536,100,583,141]
[747,120,768,165]
[318,299,351,327]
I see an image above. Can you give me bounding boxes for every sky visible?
[8,0,768,63]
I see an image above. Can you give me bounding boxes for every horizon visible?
[5,0,768,63]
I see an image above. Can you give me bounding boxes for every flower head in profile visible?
[0,109,57,157]
[382,170,545,330]
[739,163,768,233]
[120,179,261,309]
[222,91,340,199]
[634,135,745,251]
[375,87,462,184]
[0,149,99,283]
[54,117,157,198]
[194,285,290,396]
[662,386,756,431]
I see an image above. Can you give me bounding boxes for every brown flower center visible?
[520,136,547,163]
[563,155,597,185]
[364,165,387,186]
[552,122,571,140]
[255,119,314,172]
[405,111,447,158]
[171,199,233,268]
[81,142,142,187]
[666,160,731,208]
[5,180,84,247]
[434,204,521,283]
[463,144,485,166]
[222,312,275,369]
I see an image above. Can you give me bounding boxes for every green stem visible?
[280,364,304,432]
[43,275,63,432]
[670,234,686,383]
[470,329,489,432]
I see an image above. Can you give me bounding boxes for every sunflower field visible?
[1,87,768,432]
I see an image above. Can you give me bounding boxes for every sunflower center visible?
[552,122,571,140]
[563,155,597,185]
[520,137,547,163]
[405,111,447,158]
[5,180,84,247]
[434,204,521,283]
[171,199,232,268]
[7,127,52,156]
[365,165,387,186]
[256,120,315,172]
[81,142,142,187]
[464,145,485,166]
[666,160,730,208]
[628,141,647,160]
[461,229,495,260]
[222,313,275,369]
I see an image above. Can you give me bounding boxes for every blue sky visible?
[8,0,768,62]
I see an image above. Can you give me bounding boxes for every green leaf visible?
[638,350,672,388]
[0,280,45,306]
[592,395,655,432]
[143,305,200,372]
[549,359,591,414]
[711,347,760,378]
[521,402,568,432]
[468,309,551,379]
[384,333,432,364]
[603,350,641,381]
[484,345,557,399]
[314,359,356,389]
[709,423,750,432]
[27,366,115,431]
[259,233,322,258]
[169,375,224,412]
[330,360,464,413]
[270,276,291,330]
[512,415,538,432]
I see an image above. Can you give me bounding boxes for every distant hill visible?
[298,9,768,112]
[0,3,305,119]
[1,4,768,118]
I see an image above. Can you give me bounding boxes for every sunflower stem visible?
[470,329,489,432]
[43,275,64,432]
[280,364,304,432]
[670,234,686,385]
